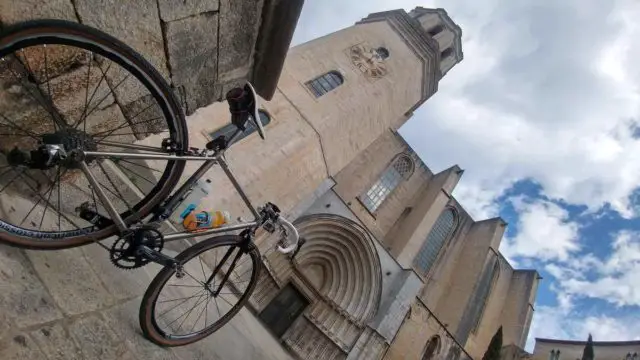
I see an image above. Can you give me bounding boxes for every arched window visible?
[306,71,343,97]
[422,336,441,360]
[441,47,454,59]
[413,208,457,275]
[376,47,390,60]
[210,110,271,142]
[471,260,500,333]
[359,154,414,213]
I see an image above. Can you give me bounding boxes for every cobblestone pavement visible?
[0,240,292,360]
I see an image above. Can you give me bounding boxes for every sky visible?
[291,0,640,351]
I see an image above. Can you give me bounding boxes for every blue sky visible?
[292,0,640,350]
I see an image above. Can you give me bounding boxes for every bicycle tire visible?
[139,235,261,347]
[0,19,188,249]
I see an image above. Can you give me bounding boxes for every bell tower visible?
[409,7,464,77]
[273,7,464,178]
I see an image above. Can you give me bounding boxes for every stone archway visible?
[292,213,383,323]
[250,213,384,359]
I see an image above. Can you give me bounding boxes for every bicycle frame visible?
[79,130,263,244]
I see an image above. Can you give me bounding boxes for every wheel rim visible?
[0,30,182,241]
[150,243,258,340]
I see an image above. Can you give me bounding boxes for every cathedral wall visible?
[499,270,539,348]
[464,257,514,359]
[384,301,469,360]
[276,21,425,176]
[417,201,473,310]
[433,219,505,336]
[391,167,463,267]
[137,87,328,223]
[333,130,433,241]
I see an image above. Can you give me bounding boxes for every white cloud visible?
[400,0,640,220]
[527,305,640,351]
[558,231,640,307]
[500,198,580,261]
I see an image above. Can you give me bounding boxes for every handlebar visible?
[275,216,299,254]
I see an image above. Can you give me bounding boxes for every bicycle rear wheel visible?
[140,235,261,347]
[0,20,188,249]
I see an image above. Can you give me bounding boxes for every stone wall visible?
[0,0,302,115]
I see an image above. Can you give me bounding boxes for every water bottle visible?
[170,178,212,225]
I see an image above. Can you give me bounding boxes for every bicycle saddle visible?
[226,82,265,140]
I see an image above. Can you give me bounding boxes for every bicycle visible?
[0,19,300,346]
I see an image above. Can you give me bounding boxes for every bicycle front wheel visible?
[0,20,187,249]
[139,235,261,347]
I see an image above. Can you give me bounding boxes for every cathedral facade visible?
[170,6,540,360]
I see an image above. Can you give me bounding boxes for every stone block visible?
[164,12,218,113]
[158,0,219,22]
[80,243,152,301]
[218,0,263,75]
[0,247,63,328]
[103,298,180,360]
[26,248,114,315]
[30,323,83,360]
[74,0,169,80]
[68,315,129,360]
[0,0,76,25]
[0,332,47,360]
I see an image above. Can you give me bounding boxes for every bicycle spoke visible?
[83,53,92,141]
[175,294,210,333]
[92,116,164,141]
[165,292,207,328]
[11,53,63,129]
[0,168,24,193]
[158,289,205,319]
[191,296,211,333]
[73,61,111,129]
[38,169,62,230]
[20,194,44,226]
[166,284,204,289]
[56,166,62,230]
[115,158,162,173]
[0,113,41,141]
[80,72,130,126]
[158,292,206,304]
[96,161,132,211]
[42,45,55,127]
[213,296,222,317]
[198,256,207,282]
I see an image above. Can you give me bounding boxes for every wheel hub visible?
[6,128,97,169]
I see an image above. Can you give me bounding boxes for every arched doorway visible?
[422,335,441,360]
[254,214,383,359]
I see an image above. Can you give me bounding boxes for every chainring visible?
[110,227,164,269]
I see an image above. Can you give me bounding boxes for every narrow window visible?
[359,154,414,213]
[471,260,500,333]
[413,208,457,275]
[306,71,343,97]
[422,336,440,360]
[210,110,271,142]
